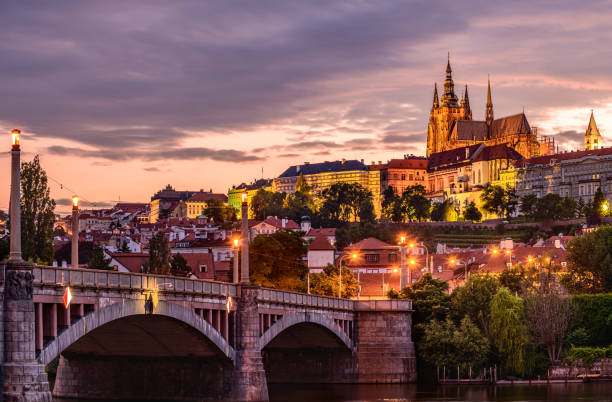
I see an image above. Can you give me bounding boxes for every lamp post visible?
[9,129,22,262]
[399,236,407,289]
[338,253,357,298]
[240,191,249,283]
[233,237,240,283]
[71,195,79,268]
[505,249,512,268]
[450,258,469,280]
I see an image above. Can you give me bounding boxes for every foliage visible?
[319,182,374,223]
[520,194,538,218]
[170,253,191,275]
[480,185,518,219]
[147,232,171,275]
[565,345,612,369]
[204,199,237,223]
[564,327,590,348]
[250,189,286,221]
[451,273,500,336]
[335,223,392,250]
[569,294,612,347]
[419,317,489,369]
[87,246,112,270]
[593,187,608,216]
[462,201,482,222]
[562,226,612,293]
[381,186,401,222]
[249,231,307,292]
[430,200,458,222]
[523,274,572,364]
[310,263,360,298]
[20,155,56,264]
[490,287,531,375]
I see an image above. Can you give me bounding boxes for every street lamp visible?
[9,129,22,261]
[399,236,408,288]
[505,249,512,268]
[338,253,357,298]
[72,195,79,268]
[232,237,240,284]
[240,191,249,283]
[450,257,469,280]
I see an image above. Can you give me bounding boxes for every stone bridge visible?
[1,261,416,401]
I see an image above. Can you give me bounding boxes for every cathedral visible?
[426,57,542,158]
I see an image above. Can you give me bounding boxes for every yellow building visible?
[185,193,229,219]
[228,179,272,219]
[273,159,382,218]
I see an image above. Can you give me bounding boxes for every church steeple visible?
[485,77,494,126]
[441,54,459,107]
[585,110,602,150]
[461,84,472,119]
[432,83,439,109]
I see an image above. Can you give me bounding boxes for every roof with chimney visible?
[278,160,367,178]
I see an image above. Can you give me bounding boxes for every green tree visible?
[490,287,531,375]
[310,263,360,298]
[481,184,517,219]
[320,182,373,223]
[170,253,191,275]
[204,199,236,223]
[249,230,307,291]
[520,194,538,219]
[400,185,431,222]
[147,231,171,275]
[284,191,315,222]
[562,226,612,293]
[381,186,399,221]
[358,198,376,224]
[250,189,286,221]
[430,200,455,221]
[88,246,112,270]
[462,201,482,222]
[593,187,607,214]
[20,155,56,264]
[452,273,500,336]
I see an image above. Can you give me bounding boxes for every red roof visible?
[177,252,215,280]
[516,146,612,168]
[262,216,300,230]
[306,228,336,237]
[368,157,428,171]
[346,237,396,251]
[108,252,148,273]
[308,235,335,251]
[187,193,228,203]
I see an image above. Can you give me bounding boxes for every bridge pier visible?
[1,261,52,401]
[230,284,269,402]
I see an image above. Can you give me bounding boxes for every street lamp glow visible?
[492,249,498,254]
[409,243,415,248]
[241,191,248,203]
[603,203,609,212]
[400,235,406,244]
[11,129,20,147]
[352,253,358,259]
[409,259,415,265]
[233,238,239,248]
[72,195,79,209]
[450,258,456,265]
[528,257,533,263]
[505,250,511,255]
[392,267,398,273]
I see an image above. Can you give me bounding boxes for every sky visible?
[2,1,612,213]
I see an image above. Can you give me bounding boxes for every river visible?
[268,382,612,401]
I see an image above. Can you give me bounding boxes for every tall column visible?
[9,130,21,262]
[400,245,407,289]
[240,195,249,284]
[71,196,79,268]
[233,246,239,283]
[230,284,268,401]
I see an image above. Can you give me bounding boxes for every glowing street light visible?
[8,129,22,261]
[72,195,79,268]
[232,237,240,284]
[492,249,498,254]
[11,129,20,148]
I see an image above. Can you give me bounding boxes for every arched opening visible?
[261,318,355,384]
[50,309,234,400]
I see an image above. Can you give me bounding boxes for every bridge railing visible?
[32,265,238,298]
[259,288,354,311]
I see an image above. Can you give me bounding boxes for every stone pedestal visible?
[230,284,268,402]
[1,261,52,401]
[354,300,417,383]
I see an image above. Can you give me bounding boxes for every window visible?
[365,254,380,263]
[393,174,398,180]
[199,265,208,273]
[401,174,406,180]
[409,174,413,181]
[388,253,398,263]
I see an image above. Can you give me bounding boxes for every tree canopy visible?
[147,231,171,275]
[562,226,612,293]
[310,263,360,298]
[87,246,112,270]
[480,185,518,219]
[462,201,482,222]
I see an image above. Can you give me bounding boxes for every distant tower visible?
[485,77,494,128]
[585,110,602,150]
[461,84,472,120]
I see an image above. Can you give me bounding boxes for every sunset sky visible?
[2,1,611,213]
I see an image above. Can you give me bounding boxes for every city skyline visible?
[2,1,612,213]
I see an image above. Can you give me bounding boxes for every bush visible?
[571,294,612,346]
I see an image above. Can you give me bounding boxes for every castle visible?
[426,57,542,158]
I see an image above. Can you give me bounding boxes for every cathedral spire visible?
[432,83,439,108]
[485,76,494,126]
[441,54,459,107]
[585,110,602,150]
[462,84,472,119]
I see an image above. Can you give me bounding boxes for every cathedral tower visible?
[585,111,602,150]
[485,77,494,128]
[426,56,472,157]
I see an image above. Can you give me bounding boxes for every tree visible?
[430,200,458,222]
[310,263,360,298]
[358,198,376,224]
[462,201,482,222]
[451,273,500,336]
[20,155,56,264]
[593,187,607,215]
[562,226,612,293]
[249,231,307,291]
[170,253,191,275]
[319,182,374,223]
[381,186,399,221]
[489,287,531,375]
[204,199,236,223]
[400,185,431,222]
[88,246,112,270]
[420,317,489,370]
[147,232,171,275]
[480,185,516,219]
[523,275,571,364]
[520,194,538,219]
[250,189,286,221]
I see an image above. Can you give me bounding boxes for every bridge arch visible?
[38,299,235,366]
[258,312,352,351]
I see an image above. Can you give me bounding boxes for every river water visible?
[268,382,612,401]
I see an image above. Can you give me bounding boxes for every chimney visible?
[281,218,287,228]
[554,239,561,249]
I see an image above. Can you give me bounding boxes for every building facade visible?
[227,179,272,219]
[369,155,428,196]
[185,193,229,219]
[426,57,542,159]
